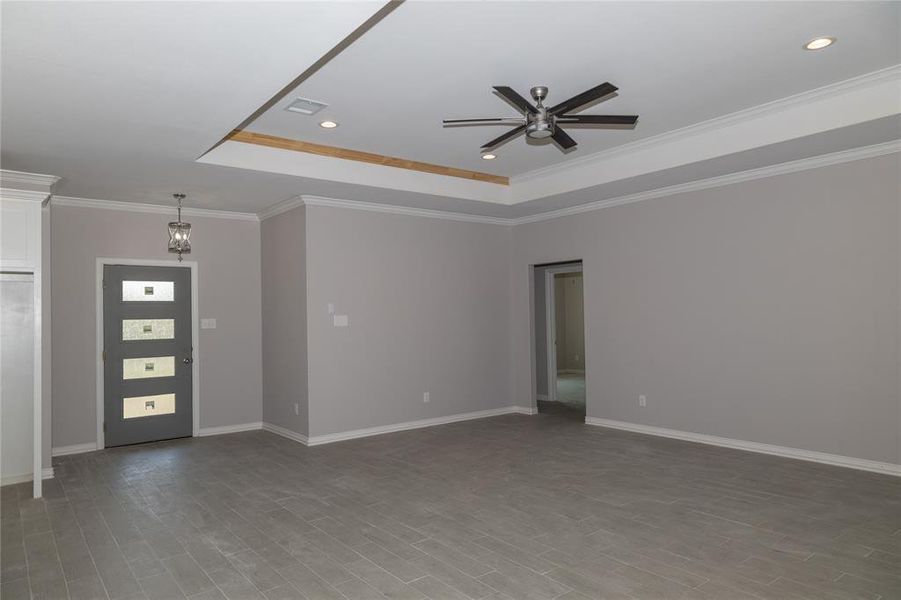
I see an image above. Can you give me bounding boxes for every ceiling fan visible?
[443,82,637,152]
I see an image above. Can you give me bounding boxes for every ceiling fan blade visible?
[481,124,527,149]
[493,86,538,114]
[555,115,638,125]
[443,118,526,125]
[551,126,577,150]
[549,82,618,116]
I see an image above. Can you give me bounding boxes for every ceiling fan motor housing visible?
[527,107,554,139]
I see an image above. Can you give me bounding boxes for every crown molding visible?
[511,139,901,225]
[51,195,259,221]
[513,64,901,187]
[43,139,901,227]
[0,169,60,191]
[262,140,899,226]
[0,188,52,202]
[299,195,512,226]
[258,196,305,221]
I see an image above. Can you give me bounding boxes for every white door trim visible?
[544,263,583,402]
[95,258,200,449]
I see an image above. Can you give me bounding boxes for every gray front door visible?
[103,264,192,447]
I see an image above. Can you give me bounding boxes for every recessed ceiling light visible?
[804,37,835,50]
[319,120,339,129]
[481,153,496,160]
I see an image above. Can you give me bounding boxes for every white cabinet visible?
[0,197,42,269]
[1,179,53,498]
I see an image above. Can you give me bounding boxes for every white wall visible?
[51,204,263,449]
[513,154,901,464]
[41,207,51,468]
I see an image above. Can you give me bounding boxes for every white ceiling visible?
[0,1,387,211]
[1,1,899,217]
[248,1,900,176]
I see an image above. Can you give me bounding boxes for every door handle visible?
[183,357,193,364]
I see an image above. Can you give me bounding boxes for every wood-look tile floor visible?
[2,412,900,600]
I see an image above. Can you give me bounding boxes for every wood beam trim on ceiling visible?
[227,130,509,186]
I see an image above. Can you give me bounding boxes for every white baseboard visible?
[263,406,534,447]
[2,467,54,487]
[262,422,310,445]
[585,417,901,477]
[196,422,263,437]
[308,405,534,445]
[52,442,98,457]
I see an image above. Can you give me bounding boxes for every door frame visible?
[95,258,200,449]
[545,263,583,402]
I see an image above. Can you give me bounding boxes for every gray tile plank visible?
[161,554,215,596]
[29,414,901,600]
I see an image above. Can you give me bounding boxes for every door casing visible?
[95,258,199,449]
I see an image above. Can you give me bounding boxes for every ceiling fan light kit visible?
[443,82,638,152]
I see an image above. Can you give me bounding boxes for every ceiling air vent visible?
[284,97,328,115]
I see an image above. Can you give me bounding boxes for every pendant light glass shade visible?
[167,193,191,261]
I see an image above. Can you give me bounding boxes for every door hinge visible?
[103,422,106,433]
[102,278,106,289]
[102,350,106,362]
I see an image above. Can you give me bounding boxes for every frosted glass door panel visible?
[123,356,175,380]
[122,319,174,340]
[123,393,176,419]
[122,281,174,302]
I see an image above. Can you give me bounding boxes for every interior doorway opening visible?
[533,261,585,420]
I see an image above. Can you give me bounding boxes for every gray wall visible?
[51,205,263,448]
[261,206,308,435]
[556,272,584,372]
[533,266,548,398]
[304,205,514,436]
[513,154,900,464]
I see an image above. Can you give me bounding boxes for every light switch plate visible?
[201,318,217,329]
[333,314,349,327]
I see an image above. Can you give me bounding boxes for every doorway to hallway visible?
[533,261,585,420]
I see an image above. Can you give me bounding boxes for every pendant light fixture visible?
[167,193,192,261]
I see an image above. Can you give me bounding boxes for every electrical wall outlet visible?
[423,392,430,403]
[639,394,647,407]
